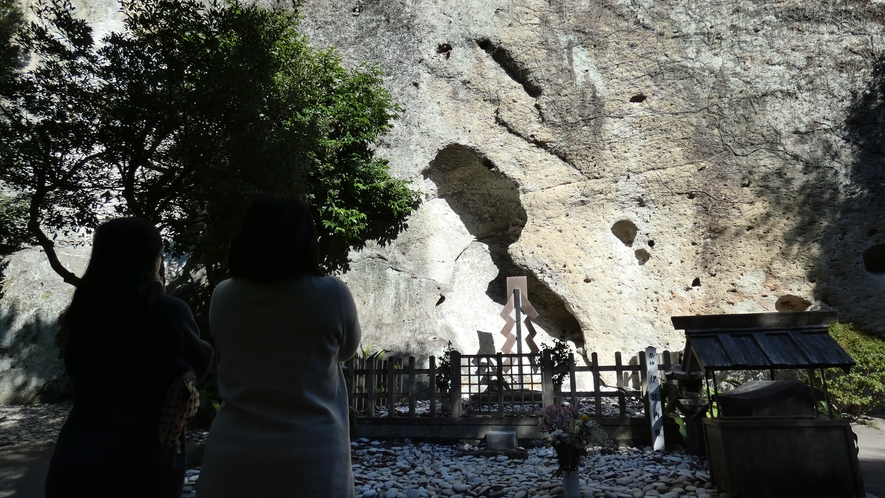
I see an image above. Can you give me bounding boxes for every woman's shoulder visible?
[208,278,246,310]
[313,274,347,287]
[211,277,237,294]
[305,274,351,294]
[211,275,350,296]
[153,291,195,319]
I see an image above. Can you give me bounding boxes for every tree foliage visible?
[0,0,419,288]
[827,323,885,418]
[0,0,23,92]
[0,0,26,258]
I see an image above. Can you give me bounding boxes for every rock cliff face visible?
[0,245,86,403]
[2,0,884,401]
[296,0,885,360]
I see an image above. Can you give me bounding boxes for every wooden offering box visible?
[672,311,865,498]
[703,417,863,497]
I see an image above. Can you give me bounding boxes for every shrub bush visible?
[540,339,573,387]
[434,342,455,392]
[827,323,885,418]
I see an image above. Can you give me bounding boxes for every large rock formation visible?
[2,0,884,401]
[297,0,885,359]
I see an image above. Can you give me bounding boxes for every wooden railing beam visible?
[342,349,670,420]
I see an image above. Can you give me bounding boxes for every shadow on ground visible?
[0,443,52,498]
[855,417,885,498]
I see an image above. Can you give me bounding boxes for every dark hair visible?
[64,217,163,336]
[228,196,323,282]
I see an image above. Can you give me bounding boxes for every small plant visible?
[702,378,739,418]
[660,383,688,440]
[435,342,455,392]
[539,403,612,475]
[356,343,387,361]
[637,379,726,448]
[630,382,690,441]
[540,338,572,387]
[816,399,842,419]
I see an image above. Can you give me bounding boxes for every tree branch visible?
[28,167,81,287]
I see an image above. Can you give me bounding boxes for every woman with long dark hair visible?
[45,217,214,497]
[197,196,361,497]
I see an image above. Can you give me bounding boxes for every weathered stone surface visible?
[4,0,885,401]
[296,0,885,360]
[0,244,89,403]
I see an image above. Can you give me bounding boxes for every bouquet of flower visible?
[538,403,598,473]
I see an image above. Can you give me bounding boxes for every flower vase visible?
[561,470,580,498]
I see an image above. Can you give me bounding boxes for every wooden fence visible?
[344,349,679,420]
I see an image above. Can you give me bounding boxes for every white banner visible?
[646,347,665,451]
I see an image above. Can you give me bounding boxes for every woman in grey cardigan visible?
[198,196,362,498]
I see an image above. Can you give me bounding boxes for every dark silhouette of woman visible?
[45,217,213,497]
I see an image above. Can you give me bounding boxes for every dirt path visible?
[854,417,885,498]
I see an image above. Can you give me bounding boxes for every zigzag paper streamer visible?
[498,276,542,374]
[499,294,517,354]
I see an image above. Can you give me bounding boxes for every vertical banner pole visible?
[514,288,523,392]
[646,346,665,451]
[514,288,522,355]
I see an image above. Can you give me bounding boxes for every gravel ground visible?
[12,404,880,498]
[3,403,723,498]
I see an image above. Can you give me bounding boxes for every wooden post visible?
[357,357,363,413]
[408,356,416,418]
[638,351,648,392]
[591,352,602,418]
[711,369,720,419]
[514,288,524,396]
[568,352,578,408]
[615,352,626,418]
[429,355,437,419]
[541,349,554,409]
[344,358,353,406]
[357,357,364,413]
[387,359,396,418]
[451,351,462,419]
[704,372,714,418]
[497,352,505,417]
[366,357,376,419]
[806,368,816,415]
[820,367,832,419]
